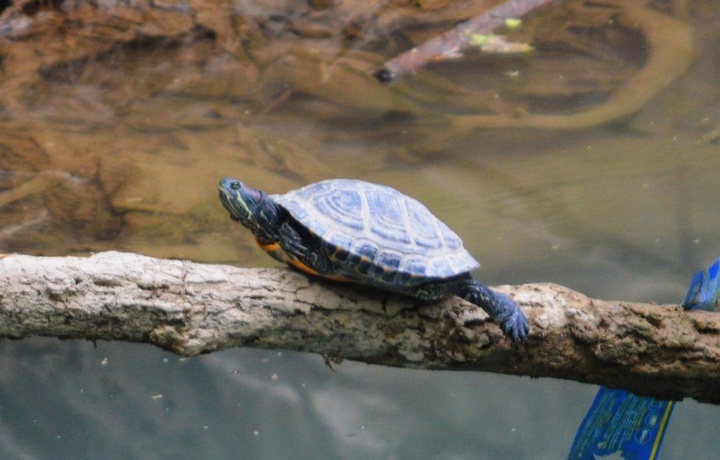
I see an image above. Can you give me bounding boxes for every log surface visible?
[1,251,719,404]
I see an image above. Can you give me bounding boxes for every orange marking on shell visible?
[257,241,280,252]
[255,238,348,281]
[255,238,346,281]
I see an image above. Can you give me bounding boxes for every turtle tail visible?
[457,278,529,343]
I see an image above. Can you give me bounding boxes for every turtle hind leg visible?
[455,277,529,343]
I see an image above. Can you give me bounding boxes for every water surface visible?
[1,1,719,458]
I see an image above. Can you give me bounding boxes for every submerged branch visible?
[373,0,553,82]
[1,252,719,404]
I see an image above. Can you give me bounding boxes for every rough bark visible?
[1,251,719,404]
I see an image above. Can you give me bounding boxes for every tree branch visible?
[1,251,719,404]
[373,0,553,82]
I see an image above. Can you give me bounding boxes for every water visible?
[1,1,719,458]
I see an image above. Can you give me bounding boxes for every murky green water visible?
[1,1,719,458]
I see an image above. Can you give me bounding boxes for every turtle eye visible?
[230,181,242,191]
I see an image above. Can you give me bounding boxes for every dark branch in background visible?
[373,0,554,82]
[1,252,720,404]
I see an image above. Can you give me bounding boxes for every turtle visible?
[218,177,529,342]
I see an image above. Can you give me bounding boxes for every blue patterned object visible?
[682,258,720,311]
[568,388,674,459]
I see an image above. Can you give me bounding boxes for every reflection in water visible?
[1,0,720,458]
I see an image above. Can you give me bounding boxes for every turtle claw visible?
[454,279,529,343]
[491,292,529,343]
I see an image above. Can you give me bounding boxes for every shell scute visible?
[405,199,443,249]
[365,190,412,244]
[313,188,365,231]
[355,242,378,261]
[326,231,354,251]
[376,250,403,270]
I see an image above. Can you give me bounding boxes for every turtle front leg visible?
[455,276,529,343]
[278,221,334,276]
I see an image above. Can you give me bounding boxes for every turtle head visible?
[218,177,280,242]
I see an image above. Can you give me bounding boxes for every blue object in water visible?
[569,258,720,459]
[682,258,720,311]
[568,387,675,459]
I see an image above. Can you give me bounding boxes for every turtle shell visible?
[273,179,479,287]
